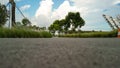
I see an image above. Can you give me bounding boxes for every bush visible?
[0,27,52,38]
[59,30,118,38]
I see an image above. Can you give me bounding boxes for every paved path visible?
[0,38,120,68]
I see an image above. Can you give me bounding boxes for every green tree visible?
[0,3,8,27]
[65,12,85,31]
[22,18,31,26]
[59,19,66,32]
[16,22,22,26]
[49,12,85,33]
[49,20,61,33]
[49,24,54,33]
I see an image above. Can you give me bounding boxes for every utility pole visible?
[9,0,16,27]
[9,3,12,29]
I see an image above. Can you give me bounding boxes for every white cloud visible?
[68,0,120,31]
[32,0,119,31]
[52,1,80,20]
[34,0,95,28]
[20,5,31,11]
[69,0,117,15]
[35,0,53,17]
[34,0,81,27]
[34,15,51,27]
[33,0,100,28]
[113,0,120,5]
[70,0,114,8]
[33,0,53,27]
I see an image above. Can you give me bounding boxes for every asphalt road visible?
[0,38,120,68]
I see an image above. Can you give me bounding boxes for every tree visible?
[0,3,8,27]
[49,12,85,33]
[22,18,31,26]
[65,12,85,31]
[49,20,61,33]
[49,24,54,33]
[16,22,22,26]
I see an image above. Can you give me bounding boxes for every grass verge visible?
[59,30,118,38]
[0,27,52,38]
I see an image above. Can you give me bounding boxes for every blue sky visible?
[1,0,120,31]
[15,0,65,17]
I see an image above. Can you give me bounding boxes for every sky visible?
[0,0,120,31]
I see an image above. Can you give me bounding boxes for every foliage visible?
[0,27,52,38]
[48,20,62,33]
[59,30,118,38]
[22,18,31,26]
[65,12,85,31]
[16,21,22,26]
[0,3,8,27]
[49,12,85,33]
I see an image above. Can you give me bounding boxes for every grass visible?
[59,30,118,38]
[0,27,52,38]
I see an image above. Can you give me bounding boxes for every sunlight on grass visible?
[0,27,52,38]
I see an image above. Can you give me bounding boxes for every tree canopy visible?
[22,18,31,26]
[49,12,85,33]
[65,12,85,31]
[48,20,61,33]
[0,3,8,27]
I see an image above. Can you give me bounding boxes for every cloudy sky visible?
[0,0,120,31]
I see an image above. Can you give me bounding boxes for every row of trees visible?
[16,18,31,26]
[16,19,46,31]
[0,3,43,31]
[49,12,85,33]
[0,3,85,32]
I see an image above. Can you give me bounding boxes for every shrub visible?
[0,27,52,38]
[59,30,118,38]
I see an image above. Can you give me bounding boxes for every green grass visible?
[59,30,118,38]
[0,27,52,38]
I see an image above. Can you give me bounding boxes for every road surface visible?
[0,38,120,68]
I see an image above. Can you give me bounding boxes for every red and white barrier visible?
[118,29,120,38]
